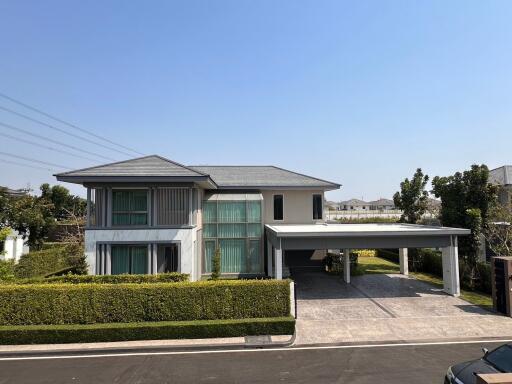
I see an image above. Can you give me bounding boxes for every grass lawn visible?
[354,255,400,275]
[356,256,493,310]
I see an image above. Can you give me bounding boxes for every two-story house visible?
[56,155,340,281]
[490,165,512,206]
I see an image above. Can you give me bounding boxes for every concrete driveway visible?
[293,270,512,345]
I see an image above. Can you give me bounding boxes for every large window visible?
[111,245,147,274]
[313,194,323,220]
[112,190,148,226]
[203,197,263,274]
[273,194,283,220]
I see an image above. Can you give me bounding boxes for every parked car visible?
[445,343,512,383]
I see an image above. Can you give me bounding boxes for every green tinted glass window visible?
[112,190,148,226]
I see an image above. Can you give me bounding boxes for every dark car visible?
[445,343,512,383]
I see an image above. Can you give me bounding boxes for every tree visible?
[432,164,498,286]
[40,183,86,220]
[210,247,222,280]
[6,194,55,249]
[485,201,512,257]
[393,168,430,224]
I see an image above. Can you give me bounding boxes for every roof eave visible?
[214,184,341,191]
[55,175,217,188]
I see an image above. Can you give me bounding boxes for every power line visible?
[1,131,98,162]
[0,158,55,172]
[0,104,135,157]
[0,92,144,156]
[0,121,116,161]
[0,151,71,169]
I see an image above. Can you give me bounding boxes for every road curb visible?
[0,334,295,358]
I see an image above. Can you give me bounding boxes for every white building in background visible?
[0,186,29,262]
[0,229,29,262]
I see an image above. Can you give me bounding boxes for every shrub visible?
[0,272,190,285]
[210,247,221,280]
[13,243,86,278]
[0,260,16,282]
[0,279,291,325]
[0,317,296,345]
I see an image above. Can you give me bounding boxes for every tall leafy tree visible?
[393,168,430,224]
[7,194,55,249]
[432,165,498,287]
[40,183,86,220]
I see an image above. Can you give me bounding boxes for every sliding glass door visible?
[111,245,147,274]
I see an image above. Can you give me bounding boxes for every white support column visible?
[105,244,112,275]
[275,243,283,280]
[343,248,351,284]
[399,248,409,275]
[152,243,158,274]
[442,236,460,297]
[267,239,273,278]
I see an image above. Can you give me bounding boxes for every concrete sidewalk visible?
[0,335,293,356]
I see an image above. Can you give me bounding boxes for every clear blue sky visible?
[1,0,511,200]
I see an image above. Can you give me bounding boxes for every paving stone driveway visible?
[293,270,512,345]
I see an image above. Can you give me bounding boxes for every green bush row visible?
[0,280,291,326]
[0,317,296,345]
[3,272,189,285]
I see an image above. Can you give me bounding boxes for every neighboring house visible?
[489,165,512,205]
[339,198,368,210]
[368,198,395,211]
[55,155,340,280]
[481,166,512,261]
[0,186,27,198]
[0,187,29,262]
[0,228,28,262]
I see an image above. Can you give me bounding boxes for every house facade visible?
[490,165,512,206]
[0,186,29,261]
[56,156,340,281]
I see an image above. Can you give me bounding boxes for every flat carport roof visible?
[265,223,470,249]
[264,223,471,296]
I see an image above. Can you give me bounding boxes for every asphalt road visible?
[0,341,506,384]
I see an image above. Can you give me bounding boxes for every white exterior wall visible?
[262,190,325,224]
[0,230,28,262]
[85,228,199,281]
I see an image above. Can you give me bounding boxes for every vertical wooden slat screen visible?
[156,188,190,225]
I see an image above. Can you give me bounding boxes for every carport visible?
[265,223,470,296]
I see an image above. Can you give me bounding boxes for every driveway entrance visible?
[293,270,512,345]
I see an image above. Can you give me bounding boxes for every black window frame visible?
[313,194,323,220]
[273,194,284,221]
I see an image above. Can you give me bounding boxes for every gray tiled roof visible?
[368,198,394,205]
[189,165,339,189]
[55,156,340,190]
[339,198,368,205]
[56,156,207,178]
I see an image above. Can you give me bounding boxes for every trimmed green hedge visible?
[13,243,86,279]
[0,280,291,325]
[4,273,189,285]
[0,317,295,345]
